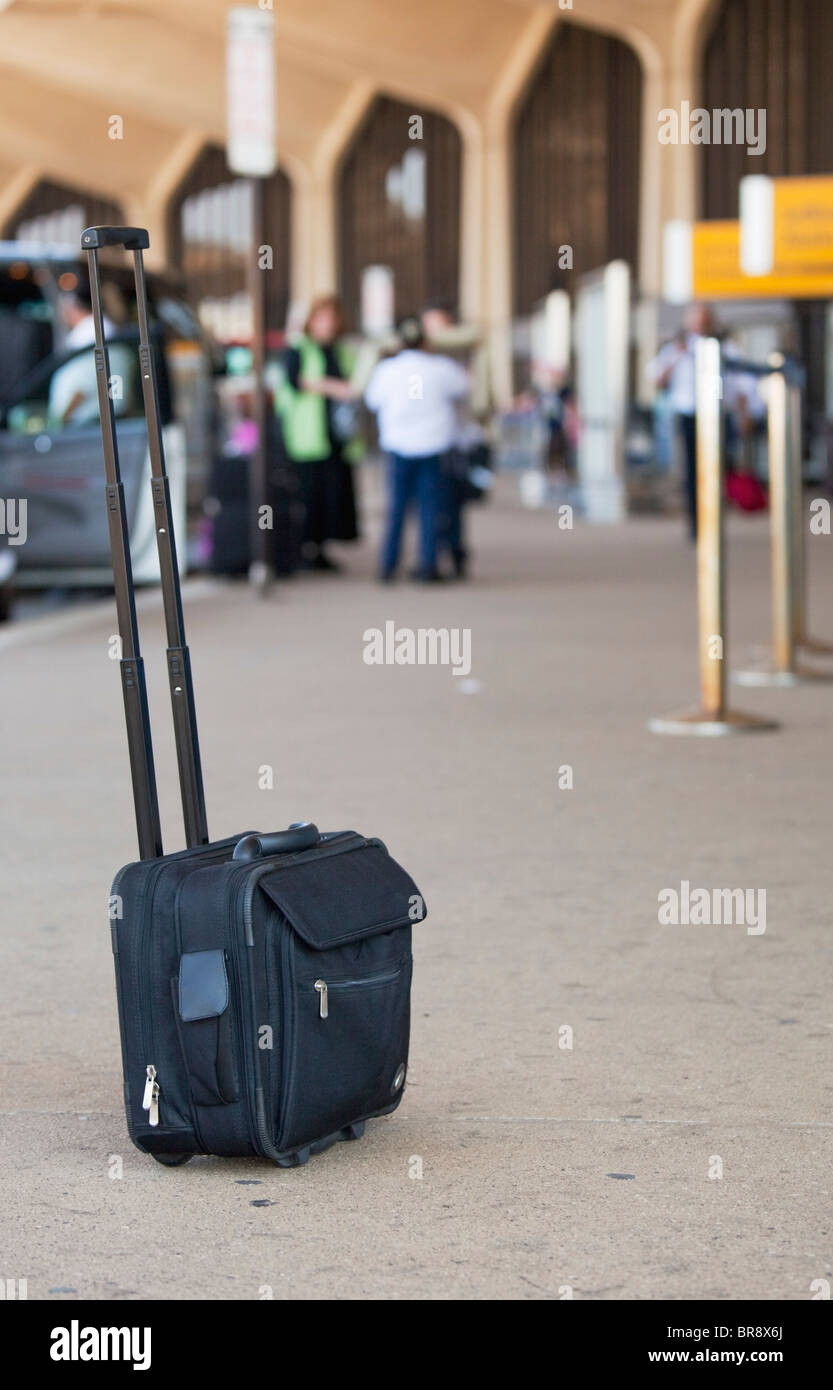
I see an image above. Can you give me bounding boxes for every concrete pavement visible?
[1,474,832,1300]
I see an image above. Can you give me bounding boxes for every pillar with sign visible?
[226,6,277,592]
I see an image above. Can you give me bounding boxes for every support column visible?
[482,5,558,409]
[305,80,377,317]
[0,166,40,235]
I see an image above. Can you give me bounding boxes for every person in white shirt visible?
[48,288,118,427]
[365,317,469,582]
[648,303,715,540]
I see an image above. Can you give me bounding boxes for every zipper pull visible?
[314,979,328,1019]
[142,1064,157,1110]
[142,1065,160,1125]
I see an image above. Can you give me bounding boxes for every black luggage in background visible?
[84,225,426,1168]
[207,415,302,577]
[205,449,249,576]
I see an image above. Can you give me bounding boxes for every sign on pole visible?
[226,8,276,178]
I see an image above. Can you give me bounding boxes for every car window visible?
[5,339,142,435]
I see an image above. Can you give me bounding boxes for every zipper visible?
[313,967,403,1019]
[132,840,236,1131]
[142,1064,160,1126]
[239,833,364,1160]
[133,861,164,1128]
[225,863,264,1156]
[276,925,296,1152]
[263,911,283,1135]
[314,980,328,1018]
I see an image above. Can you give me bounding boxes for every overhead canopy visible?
[0,0,539,200]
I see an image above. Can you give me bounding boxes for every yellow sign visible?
[772,176,833,274]
[693,220,833,299]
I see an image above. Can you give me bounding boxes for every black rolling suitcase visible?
[205,448,251,576]
[84,226,426,1167]
[207,416,302,577]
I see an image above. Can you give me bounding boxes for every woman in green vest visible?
[280,295,360,571]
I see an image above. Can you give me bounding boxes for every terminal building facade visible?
[1,0,830,409]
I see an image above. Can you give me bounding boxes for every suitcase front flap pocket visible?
[280,952,412,1151]
[257,841,426,949]
[174,949,240,1106]
[256,842,425,1151]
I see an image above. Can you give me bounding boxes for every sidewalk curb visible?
[0,578,226,652]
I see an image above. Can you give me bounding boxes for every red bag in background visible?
[726,470,768,512]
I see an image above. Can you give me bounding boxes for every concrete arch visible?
[481,5,668,400]
[0,167,44,240]
[674,0,725,74]
[140,132,208,267]
[520,10,665,294]
[301,77,478,318]
[157,139,295,335]
[139,132,302,275]
[665,0,725,222]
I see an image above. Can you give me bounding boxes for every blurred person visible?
[61,284,115,350]
[730,368,767,462]
[48,286,118,427]
[647,302,716,540]
[539,367,578,477]
[279,294,360,572]
[648,304,763,537]
[421,301,491,579]
[725,366,769,512]
[365,316,468,583]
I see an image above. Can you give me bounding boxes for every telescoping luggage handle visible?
[83,225,209,857]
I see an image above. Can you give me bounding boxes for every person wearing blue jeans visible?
[365,317,469,583]
[381,452,441,580]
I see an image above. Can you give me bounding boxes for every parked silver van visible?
[0,243,218,602]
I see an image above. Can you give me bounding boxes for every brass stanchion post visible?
[789,379,806,649]
[734,358,833,684]
[790,372,833,657]
[649,337,778,735]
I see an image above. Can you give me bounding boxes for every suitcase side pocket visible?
[174,949,240,1105]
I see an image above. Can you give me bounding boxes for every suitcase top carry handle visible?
[232,824,320,861]
[81,226,150,251]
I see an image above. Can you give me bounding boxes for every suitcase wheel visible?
[274,1121,366,1167]
[150,1152,194,1167]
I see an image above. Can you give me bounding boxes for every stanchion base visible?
[647,707,779,737]
[732,663,833,687]
[797,636,833,658]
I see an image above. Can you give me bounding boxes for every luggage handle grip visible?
[82,226,150,251]
[232,823,320,861]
